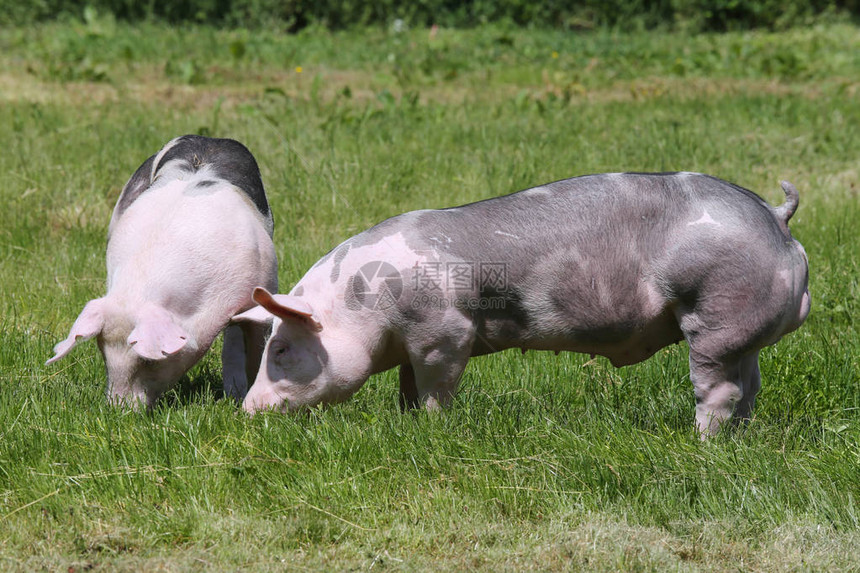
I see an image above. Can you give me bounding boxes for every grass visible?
[1,18,859,571]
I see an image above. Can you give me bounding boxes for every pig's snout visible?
[107,385,151,410]
[242,384,288,414]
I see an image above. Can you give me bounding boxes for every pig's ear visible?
[127,310,189,361]
[251,287,323,330]
[46,299,107,365]
[230,305,273,325]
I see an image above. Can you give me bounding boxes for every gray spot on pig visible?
[344,275,363,311]
[330,244,351,283]
[292,286,304,296]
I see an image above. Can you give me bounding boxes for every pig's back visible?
[111,135,273,237]
[354,172,784,277]
[105,176,276,314]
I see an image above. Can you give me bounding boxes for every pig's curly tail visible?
[775,180,800,224]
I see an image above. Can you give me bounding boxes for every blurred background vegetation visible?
[2,0,858,32]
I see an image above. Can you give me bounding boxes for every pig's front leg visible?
[405,319,475,410]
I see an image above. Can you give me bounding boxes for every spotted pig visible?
[235,172,809,436]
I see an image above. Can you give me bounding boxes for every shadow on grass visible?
[160,363,227,408]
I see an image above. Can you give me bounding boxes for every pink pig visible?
[47,135,278,406]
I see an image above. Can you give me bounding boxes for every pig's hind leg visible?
[735,351,761,421]
[399,364,420,411]
[222,325,249,401]
[222,322,269,401]
[672,254,779,436]
[687,348,762,437]
[679,302,766,437]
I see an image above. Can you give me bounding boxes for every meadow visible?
[0,17,859,571]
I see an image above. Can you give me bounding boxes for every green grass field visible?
[1,19,859,571]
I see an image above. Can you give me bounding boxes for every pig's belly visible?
[475,307,684,367]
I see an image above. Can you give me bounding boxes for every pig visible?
[47,135,278,406]
[234,172,810,436]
